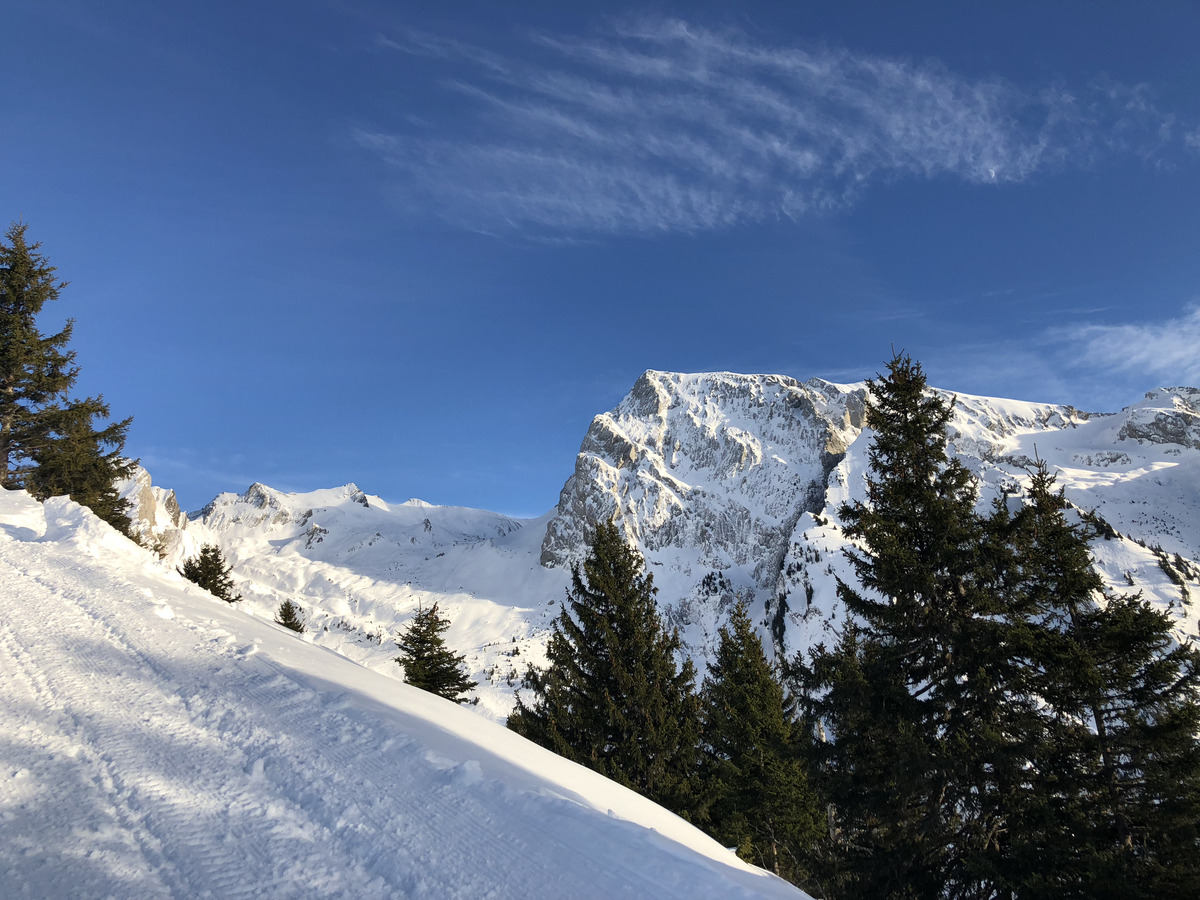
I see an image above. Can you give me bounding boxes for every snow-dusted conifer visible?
[179,544,242,603]
[394,603,476,703]
[508,520,701,817]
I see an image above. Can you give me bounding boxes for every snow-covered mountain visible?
[124,371,1200,713]
[540,371,1199,667]
[775,382,1200,660]
[0,489,808,899]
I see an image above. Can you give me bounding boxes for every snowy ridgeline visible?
[0,489,808,899]
[124,372,1200,718]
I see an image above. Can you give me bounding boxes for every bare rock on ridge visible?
[539,371,866,587]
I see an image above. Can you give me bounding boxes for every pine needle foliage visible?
[24,399,134,534]
[1,222,133,534]
[179,544,243,603]
[805,352,1012,898]
[508,520,701,817]
[1002,461,1200,898]
[394,603,477,704]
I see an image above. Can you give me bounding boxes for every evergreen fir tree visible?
[800,353,1032,899]
[24,398,133,534]
[699,598,823,888]
[508,520,701,816]
[1,222,133,533]
[275,599,306,633]
[0,221,72,487]
[1006,461,1200,898]
[799,357,1200,899]
[179,544,243,603]
[395,603,477,703]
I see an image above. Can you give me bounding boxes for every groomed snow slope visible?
[0,489,807,900]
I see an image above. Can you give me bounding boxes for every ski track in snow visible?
[0,493,805,899]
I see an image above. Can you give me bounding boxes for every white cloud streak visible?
[1057,305,1200,386]
[363,18,1190,236]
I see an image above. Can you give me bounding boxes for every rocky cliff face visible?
[541,371,865,577]
[119,465,188,556]
[1117,388,1200,450]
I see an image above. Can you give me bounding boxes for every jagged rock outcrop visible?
[541,371,865,576]
[118,464,188,556]
[1117,388,1200,450]
[199,482,296,529]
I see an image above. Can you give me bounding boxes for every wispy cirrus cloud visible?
[1054,305,1200,386]
[360,18,1191,236]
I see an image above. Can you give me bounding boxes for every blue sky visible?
[4,0,1199,515]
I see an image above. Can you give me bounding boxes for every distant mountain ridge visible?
[123,371,1200,715]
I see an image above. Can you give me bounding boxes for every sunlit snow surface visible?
[0,490,807,899]
[152,483,570,719]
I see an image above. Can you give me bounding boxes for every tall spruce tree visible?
[0,222,133,533]
[800,353,1032,899]
[699,599,823,888]
[1005,461,1200,898]
[394,603,477,703]
[508,520,701,816]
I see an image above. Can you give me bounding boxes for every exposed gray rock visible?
[1118,389,1200,450]
[539,371,868,661]
[117,464,188,556]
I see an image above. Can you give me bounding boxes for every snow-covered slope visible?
[775,383,1200,660]
[121,475,569,719]
[0,489,807,899]
[124,372,1200,713]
